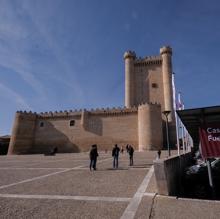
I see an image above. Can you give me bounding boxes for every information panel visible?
[199,123,220,158]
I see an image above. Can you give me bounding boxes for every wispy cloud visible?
[0,0,46,97]
[0,48,46,97]
[0,82,32,110]
[20,1,85,104]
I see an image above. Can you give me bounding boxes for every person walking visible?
[157,149,161,159]
[126,144,129,153]
[128,145,134,166]
[121,146,124,154]
[112,144,120,169]
[89,144,99,171]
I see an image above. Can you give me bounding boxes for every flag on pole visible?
[177,92,183,110]
[177,92,185,152]
[177,92,193,151]
[172,73,177,111]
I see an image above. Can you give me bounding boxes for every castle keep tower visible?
[124,46,176,148]
[124,46,174,114]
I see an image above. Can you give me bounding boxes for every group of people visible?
[89,144,134,171]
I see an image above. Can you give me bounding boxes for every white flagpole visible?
[181,102,186,154]
[172,73,180,155]
[178,92,185,154]
[176,116,180,155]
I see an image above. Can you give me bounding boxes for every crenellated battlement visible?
[124,51,136,59]
[90,106,138,115]
[16,110,37,115]
[16,102,160,120]
[138,102,161,108]
[134,55,162,67]
[37,106,138,118]
[17,101,162,118]
[160,46,172,55]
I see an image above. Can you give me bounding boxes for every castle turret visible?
[160,46,177,147]
[124,51,136,108]
[160,46,173,122]
[138,104,162,151]
[80,109,89,129]
[8,111,37,155]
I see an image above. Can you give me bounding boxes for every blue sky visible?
[1,0,220,135]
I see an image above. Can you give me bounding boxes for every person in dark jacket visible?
[112,144,120,168]
[89,144,99,171]
[128,145,134,166]
[157,149,161,159]
[126,144,129,153]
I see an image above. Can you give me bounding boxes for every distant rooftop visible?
[0,135,11,139]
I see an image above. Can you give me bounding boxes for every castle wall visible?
[33,116,80,153]
[8,112,37,155]
[32,109,139,153]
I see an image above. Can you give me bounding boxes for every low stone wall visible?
[154,152,193,196]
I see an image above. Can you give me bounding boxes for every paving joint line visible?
[0,158,112,190]
[120,165,154,219]
[0,167,69,170]
[0,194,131,202]
[143,192,156,197]
[26,158,71,167]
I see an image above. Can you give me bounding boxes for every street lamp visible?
[162,110,171,156]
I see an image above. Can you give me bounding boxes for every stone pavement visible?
[0,150,220,219]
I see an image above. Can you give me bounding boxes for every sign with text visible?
[199,123,220,158]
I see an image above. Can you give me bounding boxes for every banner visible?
[199,123,220,158]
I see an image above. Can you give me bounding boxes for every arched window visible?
[70,120,75,126]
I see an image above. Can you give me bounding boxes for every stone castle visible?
[8,46,176,154]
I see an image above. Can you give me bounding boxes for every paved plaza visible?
[1,150,220,219]
[0,151,162,219]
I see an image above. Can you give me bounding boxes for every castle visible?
[8,46,176,154]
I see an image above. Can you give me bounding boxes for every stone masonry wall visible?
[9,103,164,154]
[8,112,37,154]
[138,103,162,150]
[31,107,139,153]
[133,57,164,108]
